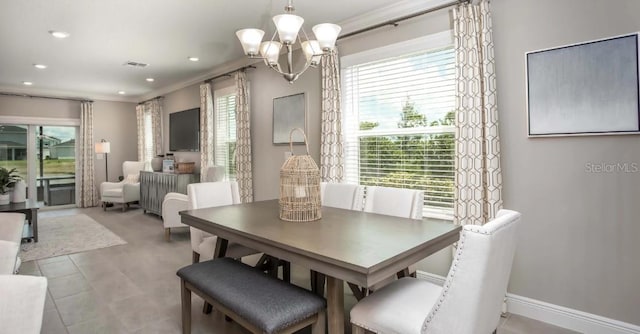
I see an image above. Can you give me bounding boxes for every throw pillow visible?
[123,174,139,184]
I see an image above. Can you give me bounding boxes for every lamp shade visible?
[95,141,110,154]
[273,14,304,44]
[312,23,341,50]
[301,40,322,66]
[236,29,265,56]
[260,41,282,65]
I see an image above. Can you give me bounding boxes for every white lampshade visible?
[260,41,282,65]
[312,23,341,50]
[236,29,265,56]
[95,141,110,154]
[273,14,304,44]
[301,40,322,66]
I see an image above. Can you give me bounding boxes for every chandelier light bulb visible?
[313,23,341,50]
[236,29,265,56]
[260,41,283,65]
[273,14,304,44]
[301,40,322,66]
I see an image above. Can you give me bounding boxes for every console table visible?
[0,199,39,242]
[140,171,197,217]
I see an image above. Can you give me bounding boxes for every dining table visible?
[180,199,461,334]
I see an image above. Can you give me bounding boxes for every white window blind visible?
[214,87,237,180]
[342,33,455,218]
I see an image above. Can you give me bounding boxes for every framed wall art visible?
[273,92,306,144]
[526,33,640,137]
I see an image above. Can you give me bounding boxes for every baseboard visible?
[416,270,640,334]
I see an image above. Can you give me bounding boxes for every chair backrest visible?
[320,182,364,211]
[187,181,241,210]
[203,165,226,182]
[422,210,521,334]
[122,161,146,180]
[363,186,423,219]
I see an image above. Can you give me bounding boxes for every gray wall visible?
[0,95,138,185]
[162,84,201,170]
[492,0,640,325]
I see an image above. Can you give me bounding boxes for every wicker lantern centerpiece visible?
[279,128,321,222]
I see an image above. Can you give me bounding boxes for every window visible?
[342,32,455,219]
[214,87,237,180]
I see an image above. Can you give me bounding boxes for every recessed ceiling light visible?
[48,30,70,39]
[146,78,155,82]
[23,81,33,86]
[34,64,47,69]
[188,57,199,62]
[118,91,126,95]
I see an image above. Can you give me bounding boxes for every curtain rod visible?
[0,92,93,103]
[138,95,163,105]
[204,65,256,83]
[337,0,469,40]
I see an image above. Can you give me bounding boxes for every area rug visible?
[20,214,127,262]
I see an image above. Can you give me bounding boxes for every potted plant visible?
[0,167,20,205]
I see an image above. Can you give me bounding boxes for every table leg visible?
[213,238,228,258]
[31,208,38,243]
[326,276,345,334]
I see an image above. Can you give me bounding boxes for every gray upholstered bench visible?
[177,257,326,334]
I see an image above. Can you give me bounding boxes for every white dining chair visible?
[312,182,365,294]
[367,186,423,273]
[363,185,423,219]
[320,182,364,210]
[350,209,521,334]
[187,181,259,263]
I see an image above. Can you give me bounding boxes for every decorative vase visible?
[151,156,164,172]
[10,180,26,203]
[0,193,9,205]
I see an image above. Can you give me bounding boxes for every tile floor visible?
[19,206,579,334]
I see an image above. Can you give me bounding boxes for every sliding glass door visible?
[0,121,78,207]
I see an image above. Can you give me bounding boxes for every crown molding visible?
[338,0,455,37]
[0,85,138,103]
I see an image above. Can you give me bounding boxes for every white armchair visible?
[161,192,188,241]
[100,161,146,212]
[0,275,48,334]
[350,210,521,334]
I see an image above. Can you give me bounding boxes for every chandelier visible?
[236,0,341,83]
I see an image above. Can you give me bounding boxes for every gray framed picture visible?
[273,93,306,144]
[526,33,640,136]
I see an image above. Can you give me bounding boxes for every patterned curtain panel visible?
[136,98,164,164]
[453,0,503,226]
[320,50,344,182]
[235,71,253,203]
[199,83,214,182]
[148,99,163,157]
[135,104,146,162]
[78,101,98,207]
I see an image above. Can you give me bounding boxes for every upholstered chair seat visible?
[350,209,521,334]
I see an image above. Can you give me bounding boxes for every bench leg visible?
[311,310,326,334]
[180,280,192,334]
[282,260,291,283]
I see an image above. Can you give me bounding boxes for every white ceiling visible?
[0,0,446,102]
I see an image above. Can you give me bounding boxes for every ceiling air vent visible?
[123,61,149,68]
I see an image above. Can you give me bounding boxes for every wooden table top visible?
[181,199,460,287]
